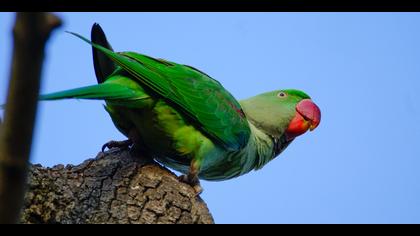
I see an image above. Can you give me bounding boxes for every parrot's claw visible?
[178,174,203,196]
[192,184,203,195]
[101,139,133,152]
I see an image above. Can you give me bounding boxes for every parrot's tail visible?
[1,83,129,109]
[39,82,142,101]
[91,23,116,84]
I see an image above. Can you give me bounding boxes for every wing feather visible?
[68,32,250,150]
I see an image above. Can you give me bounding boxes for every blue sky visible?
[1,12,420,223]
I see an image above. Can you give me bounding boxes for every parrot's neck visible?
[249,122,293,170]
[196,123,292,180]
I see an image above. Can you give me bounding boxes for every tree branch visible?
[20,149,214,224]
[0,12,62,224]
[1,13,213,224]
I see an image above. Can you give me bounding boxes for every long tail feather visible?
[1,81,144,109]
[39,82,143,101]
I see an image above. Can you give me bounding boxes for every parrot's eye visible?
[277,92,287,98]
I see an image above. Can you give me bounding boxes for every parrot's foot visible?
[178,174,203,195]
[101,139,133,152]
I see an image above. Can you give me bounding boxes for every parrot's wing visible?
[69,32,251,151]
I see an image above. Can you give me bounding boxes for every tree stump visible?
[20,149,214,224]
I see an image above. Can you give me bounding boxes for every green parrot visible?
[39,24,321,194]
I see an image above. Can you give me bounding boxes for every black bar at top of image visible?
[1,0,420,12]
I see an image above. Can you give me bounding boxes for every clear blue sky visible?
[1,12,420,223]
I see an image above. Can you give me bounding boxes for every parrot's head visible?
[240,89,321,141]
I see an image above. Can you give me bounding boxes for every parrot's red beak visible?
[296,99,321,131]
[285,99,321,140]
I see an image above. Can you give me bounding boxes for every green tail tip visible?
[65,30,92,45]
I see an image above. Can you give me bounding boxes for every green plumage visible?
[39,25,317,181]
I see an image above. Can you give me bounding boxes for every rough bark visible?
[20,149,214,224]
[0,12,62,223]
